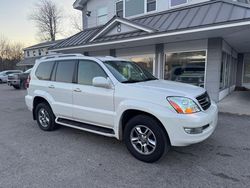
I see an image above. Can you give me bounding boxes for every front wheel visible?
[124,115,170,163]
[35,103,57,131]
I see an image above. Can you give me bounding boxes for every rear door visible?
[48,59,77,118]
[72,59,115,128]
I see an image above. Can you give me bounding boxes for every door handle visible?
[73,88,82,92]
[48,85,55,89]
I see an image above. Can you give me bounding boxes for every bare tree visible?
[29,0,62,41]
[70,14,83,32]
[0,35,23,71]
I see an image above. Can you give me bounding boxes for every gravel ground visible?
[0,84,250,188]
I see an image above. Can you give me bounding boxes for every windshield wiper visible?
[121,80,141,83]
[121,78,158,83]
[143,78,158,81]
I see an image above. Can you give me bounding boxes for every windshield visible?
[104,60,157,83]
[0,72,6,76]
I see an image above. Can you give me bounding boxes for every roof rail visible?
[105,56,116,59]
[40,53,84,60]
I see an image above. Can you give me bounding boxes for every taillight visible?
[25,75,31,89]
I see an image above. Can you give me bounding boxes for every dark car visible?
[8,68,32,89]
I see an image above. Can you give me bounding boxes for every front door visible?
[72,60,115,128]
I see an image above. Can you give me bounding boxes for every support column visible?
[155,43,164,78]
[110,49,116,57]
[236,53,244,87]
[206,38,223,102]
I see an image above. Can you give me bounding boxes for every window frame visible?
[53,60,78,83]
[164,49,207,88]
[97,6,108,26]
[147,0,156,12]
[169,0,188,8]
[76,59,108,86]
[123,0,157,18]
[35,61,56,81]
[116,0,124,17]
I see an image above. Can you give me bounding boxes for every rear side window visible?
[78,60,107,85]
[55,60,77,83]
[35,61,55,80]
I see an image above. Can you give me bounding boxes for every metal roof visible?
[132,0,250,32]
[24,40,64,51]
[51,27,101,49]
[51,0,250,50]
[16,57,40,66]
[93,31,148,43]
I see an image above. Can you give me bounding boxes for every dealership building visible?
[48,0,250,102]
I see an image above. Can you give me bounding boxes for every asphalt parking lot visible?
[0,84,250,188]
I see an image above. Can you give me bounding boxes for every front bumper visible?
[25,95,33,112]
[161,101,218,146]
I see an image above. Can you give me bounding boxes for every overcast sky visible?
[0,0,80,47]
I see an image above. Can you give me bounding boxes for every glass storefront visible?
[121,55,155,74]
[164,51,206,87]
[220,52,237,90]
[243,56,250,84]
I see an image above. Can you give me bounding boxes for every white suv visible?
[25,54,218,163]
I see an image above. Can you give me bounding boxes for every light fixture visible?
[86,11,91,17]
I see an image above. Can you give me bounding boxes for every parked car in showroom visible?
[0,70,23,84]
[25,54,218,163]
[8,68,32,89]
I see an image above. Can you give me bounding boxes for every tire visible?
[13,85,20,89]
[35,103,57,131]
[124,115,170,163]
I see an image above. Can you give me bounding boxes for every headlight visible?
[167,97,201,114]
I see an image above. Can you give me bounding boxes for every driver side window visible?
[78,60,107,86]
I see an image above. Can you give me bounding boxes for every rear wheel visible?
[124,115,170,163]
[35,103,57,131]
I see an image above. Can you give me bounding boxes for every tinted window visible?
[78,60,107,85]
[55,60,76,83]
[125,0,144,17]
[36,61,55,80]
[147,0,156,12]
[171,0,187,7]
[116,1,123,17]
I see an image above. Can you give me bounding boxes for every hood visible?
[131,80,205,98]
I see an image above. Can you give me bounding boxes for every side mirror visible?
[92,77,111,89]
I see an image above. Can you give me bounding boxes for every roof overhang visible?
[90,17,156,42]
[73,0,88,10]
[50,20,250,53]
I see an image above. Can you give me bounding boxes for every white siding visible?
[82,0,210,28]
[88,50,110,56]
[164,39,208,53]
[24,47,49,58]
[116,45,155,57]
[86,0,116,28]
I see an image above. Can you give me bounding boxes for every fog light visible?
[184,127,203,134]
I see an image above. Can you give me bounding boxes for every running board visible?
[57,118,115,134]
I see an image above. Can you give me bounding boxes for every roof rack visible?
[105,56,116,59]
[40,53,84,60]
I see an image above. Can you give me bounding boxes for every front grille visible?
[196,92,211,111]
[8,76,15,80]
